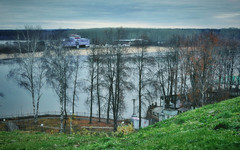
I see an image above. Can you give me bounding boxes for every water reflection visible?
[0,56,136,119]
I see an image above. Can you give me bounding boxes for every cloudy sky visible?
[0,0,240,29]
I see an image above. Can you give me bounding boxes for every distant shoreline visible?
[0,46,170,60]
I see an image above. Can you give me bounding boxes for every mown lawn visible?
[1,97,240,149]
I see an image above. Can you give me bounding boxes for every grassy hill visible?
[0,97,239,149]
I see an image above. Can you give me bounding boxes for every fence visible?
[0,111,127,133]
[0,111,126,120]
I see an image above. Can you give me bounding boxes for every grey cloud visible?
[0,0,239,29]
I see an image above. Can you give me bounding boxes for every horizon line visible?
[0,27,239,30]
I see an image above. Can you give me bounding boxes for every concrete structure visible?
[130,99,149,129]
[146,98,189,125]
[132,99,137,117]
[131,117,149,129]
[159,109,178,121]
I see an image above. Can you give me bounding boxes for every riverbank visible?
[1,96,239,149]
[0,114,116,133]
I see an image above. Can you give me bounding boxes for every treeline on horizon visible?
[0,28,240,45]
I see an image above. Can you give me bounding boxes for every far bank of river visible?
[0,46,170,60]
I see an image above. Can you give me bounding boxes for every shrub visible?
[113,124,134,137]
[77,128,91,136]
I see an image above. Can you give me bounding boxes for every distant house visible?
[63,34,90,48]
[115,39,148,46]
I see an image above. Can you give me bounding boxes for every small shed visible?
[131,117,149,129]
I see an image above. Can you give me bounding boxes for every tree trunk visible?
[72,57,79,115]
[97,58,101,122]
[63,65,68,133]
[89,65,94,124]
[138,69,142,129]
[35,97,40,124]
[174,52,178,109]
[106,83,112,124]
[60,95,64,133]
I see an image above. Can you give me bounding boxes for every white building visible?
[131,117,149,130]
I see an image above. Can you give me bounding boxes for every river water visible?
[0,59,80,118]
[0,47,171,119]
[0,55,146,119]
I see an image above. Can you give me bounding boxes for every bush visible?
[113,124,134,137]
[76,128,91,136]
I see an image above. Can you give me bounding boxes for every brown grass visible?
[0,116,115,133]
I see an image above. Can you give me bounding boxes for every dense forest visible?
[0,27,240,44]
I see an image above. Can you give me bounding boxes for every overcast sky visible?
[0,0,240,29]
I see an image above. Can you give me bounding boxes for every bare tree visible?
[95,48,104,122]
[103,28,133,130]
[85,28,133,130]
[100,44,133,130]
[8,25,45,123]
[132,34,154,129]
[85,46,97,124]
[133,43,146,129]
[101,45,115,124]
[111,45,132,131]
[44,38,72,133]
[86,45,108,124]
[152,48,169,108]
[70,55,83,116]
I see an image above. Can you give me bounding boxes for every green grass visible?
[1,97,240,149]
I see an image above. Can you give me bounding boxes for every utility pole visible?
[132,99,137,117]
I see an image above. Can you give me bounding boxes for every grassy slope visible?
[0,97,239,150]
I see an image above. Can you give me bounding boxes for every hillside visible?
[0,97,239,149]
